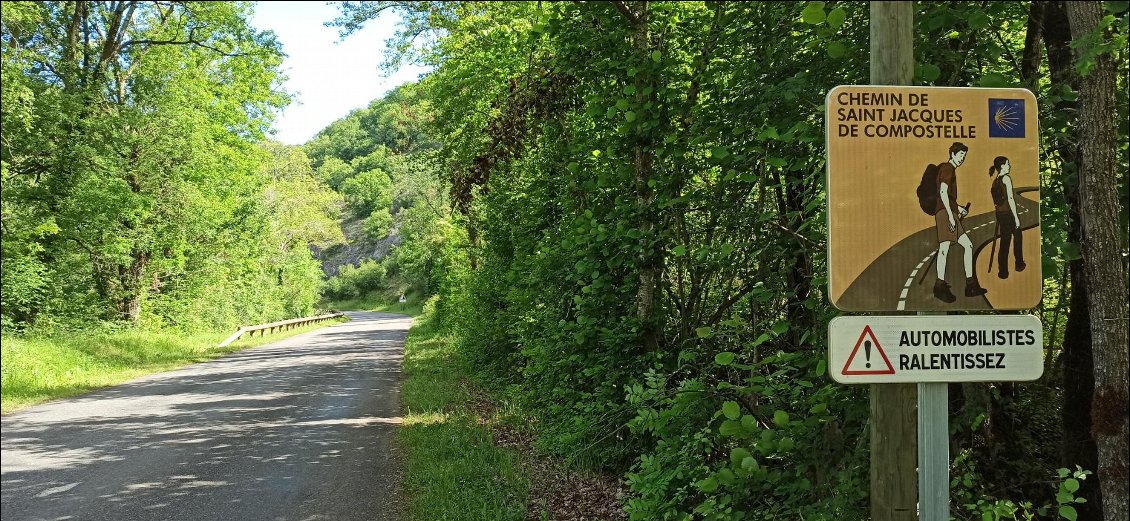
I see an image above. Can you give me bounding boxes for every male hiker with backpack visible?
[923,142,988,303]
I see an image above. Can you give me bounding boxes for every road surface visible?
[1,311,410,521]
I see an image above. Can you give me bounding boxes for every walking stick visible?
[987,218,999,274]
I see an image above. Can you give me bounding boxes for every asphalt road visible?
[837,188,1040,311]
[1,311,410,521]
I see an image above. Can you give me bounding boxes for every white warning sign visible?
[828,315,1043,384]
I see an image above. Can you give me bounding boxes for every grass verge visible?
[0,317,348,414]
[324,296,425,316]
[398,310,529,520]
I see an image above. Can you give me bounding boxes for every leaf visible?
[826,41,845,58]
[826,7,846,29]
[809,402,828,414]
[697,476,719,492]
[815,359,827,377]
[773,410,790,427]
[730,447,752,466]
[719,419,742,436]
[672,245,687,256]
[650,50,662,62]
[1059,505,1078,521]
[1064,478,1080,493]
[926,14,947,31]
[714,351,735,365]
[968,10,991,30]
[1062,242,1083,261]
[696,326,714,339]
[615,98,630,110]
[624,111,637,122]
[771,321,789,335]
[623,85,636,95]
[722,401,741,420]
[741,456,759,471]
[711,146,730,159]
[918,63,942,83]
[979,73,1011,88]
[801,2,826,24]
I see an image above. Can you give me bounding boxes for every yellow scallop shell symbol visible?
[993,104,1019,131]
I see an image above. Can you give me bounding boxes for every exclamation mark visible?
[864,340,872,368]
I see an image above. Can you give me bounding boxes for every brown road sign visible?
[826,86,1041,311]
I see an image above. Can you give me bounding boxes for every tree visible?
[1067,3,1130,520]
[1,2,293,327]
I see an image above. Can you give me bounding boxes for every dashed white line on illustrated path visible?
[897,251,936,310]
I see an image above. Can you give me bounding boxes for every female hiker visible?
[989,156,1026,279]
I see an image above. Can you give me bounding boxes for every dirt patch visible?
[461,381,628,521]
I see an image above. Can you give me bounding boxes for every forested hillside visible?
[307,84,460,305]
[2,1,1128,520]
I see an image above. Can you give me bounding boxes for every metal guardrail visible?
[217,312,345,348]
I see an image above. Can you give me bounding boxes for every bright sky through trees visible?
[250,1,429,144]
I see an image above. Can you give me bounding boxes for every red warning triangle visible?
[841,325,895,375]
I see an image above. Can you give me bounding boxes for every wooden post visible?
[869,3,918,520]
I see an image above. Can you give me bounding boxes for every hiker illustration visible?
[987,156,1026,279]
[919,142,987,303]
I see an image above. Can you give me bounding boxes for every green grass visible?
[0,317,348,414]
[398,310,529,520]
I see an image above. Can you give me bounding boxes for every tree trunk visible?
[627,1,663,352]
[1067,4,1130,521]
[116,250,149,323]
[1020,2,1046,84]
[1043,3,1105,517]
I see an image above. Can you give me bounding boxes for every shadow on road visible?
[2,312,410,521]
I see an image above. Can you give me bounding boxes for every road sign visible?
[829,315,1043,384]
[826,86,1041,312]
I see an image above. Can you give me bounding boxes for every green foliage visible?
[951,450,1093,521]
[362,210,395,241]
[327,1,1130,518]
[1,2,340,333]
[323,259,388,301]
[342,168,394,216]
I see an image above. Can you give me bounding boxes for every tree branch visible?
[122,33,253,58]
[612,1,641,26]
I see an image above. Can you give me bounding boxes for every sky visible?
[249,2,430,145]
